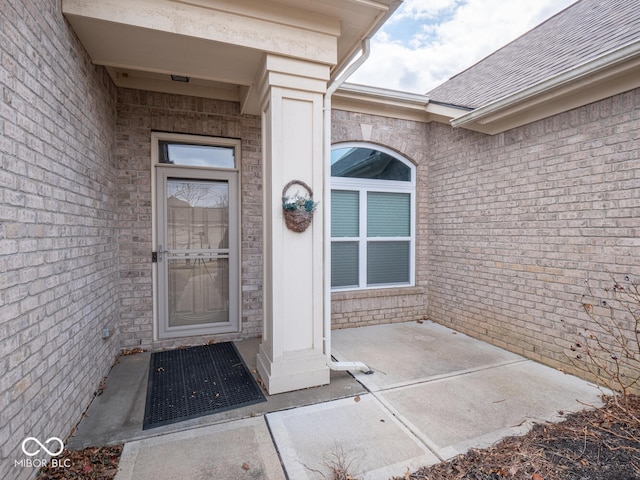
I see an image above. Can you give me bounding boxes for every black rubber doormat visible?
[143,342,266,430]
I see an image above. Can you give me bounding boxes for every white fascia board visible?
[333,83,428,122]
[339,83,430,104]
[334,83,468,124]
[63,0,340,65]
[425,102,472,124]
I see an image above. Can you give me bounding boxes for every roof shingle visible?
[427,0,640,109]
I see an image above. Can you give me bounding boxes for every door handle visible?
[156,244,169,262]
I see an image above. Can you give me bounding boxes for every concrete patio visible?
[68,321,604,480]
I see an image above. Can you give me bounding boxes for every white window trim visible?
[331,142,416,291]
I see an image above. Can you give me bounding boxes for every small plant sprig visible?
[282,192,319,213]
[566,274,640,466]
[568,275,640,404]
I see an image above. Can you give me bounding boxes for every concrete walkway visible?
[72,322,603,480]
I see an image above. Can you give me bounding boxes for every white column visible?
[256,55,330,394]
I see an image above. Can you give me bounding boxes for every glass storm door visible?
[156,168,239,338]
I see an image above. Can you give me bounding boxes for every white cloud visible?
[348,0,577,93]
[389,0,463,22]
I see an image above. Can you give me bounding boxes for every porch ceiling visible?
[62,0,400,115]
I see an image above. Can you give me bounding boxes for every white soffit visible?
[62,0,398,115]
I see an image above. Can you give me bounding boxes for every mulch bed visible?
[397,395,640,480]
[36,446,123,480]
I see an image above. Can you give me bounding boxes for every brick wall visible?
[332,287,426,328]
[331,93,639,386]
[426,89,640,383]
[330,110,430,327]
[0,1,119,478]
[115,89,263,350]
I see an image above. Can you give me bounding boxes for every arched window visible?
[331,143,415,290]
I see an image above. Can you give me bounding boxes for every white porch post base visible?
[257,344,329,395]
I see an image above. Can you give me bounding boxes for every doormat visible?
[143,342,266,430]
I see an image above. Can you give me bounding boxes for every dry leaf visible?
[532,473,544,480]
[242,463,250,470]
[37,445,124,480]
[121,347,146,356]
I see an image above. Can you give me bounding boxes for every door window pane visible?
[168,256,229,327]
[367,192,410,237]
[167,179,229,250]
[367,241,410,285]
[331,242,359,288]
[159,141,235,168]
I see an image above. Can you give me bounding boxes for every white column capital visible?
[257,54,330,108]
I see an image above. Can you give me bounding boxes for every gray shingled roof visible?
[427,0,640,109]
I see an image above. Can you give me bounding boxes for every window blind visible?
[367,241,410,285]
[367,192,410,237]
[331,242,359,288]
[331,190,359,237]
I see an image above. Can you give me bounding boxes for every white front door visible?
[153,134,240,339]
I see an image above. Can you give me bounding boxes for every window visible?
[158,140,236,168]
[331,144,415,290]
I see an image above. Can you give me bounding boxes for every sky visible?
[348,0,577,94]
